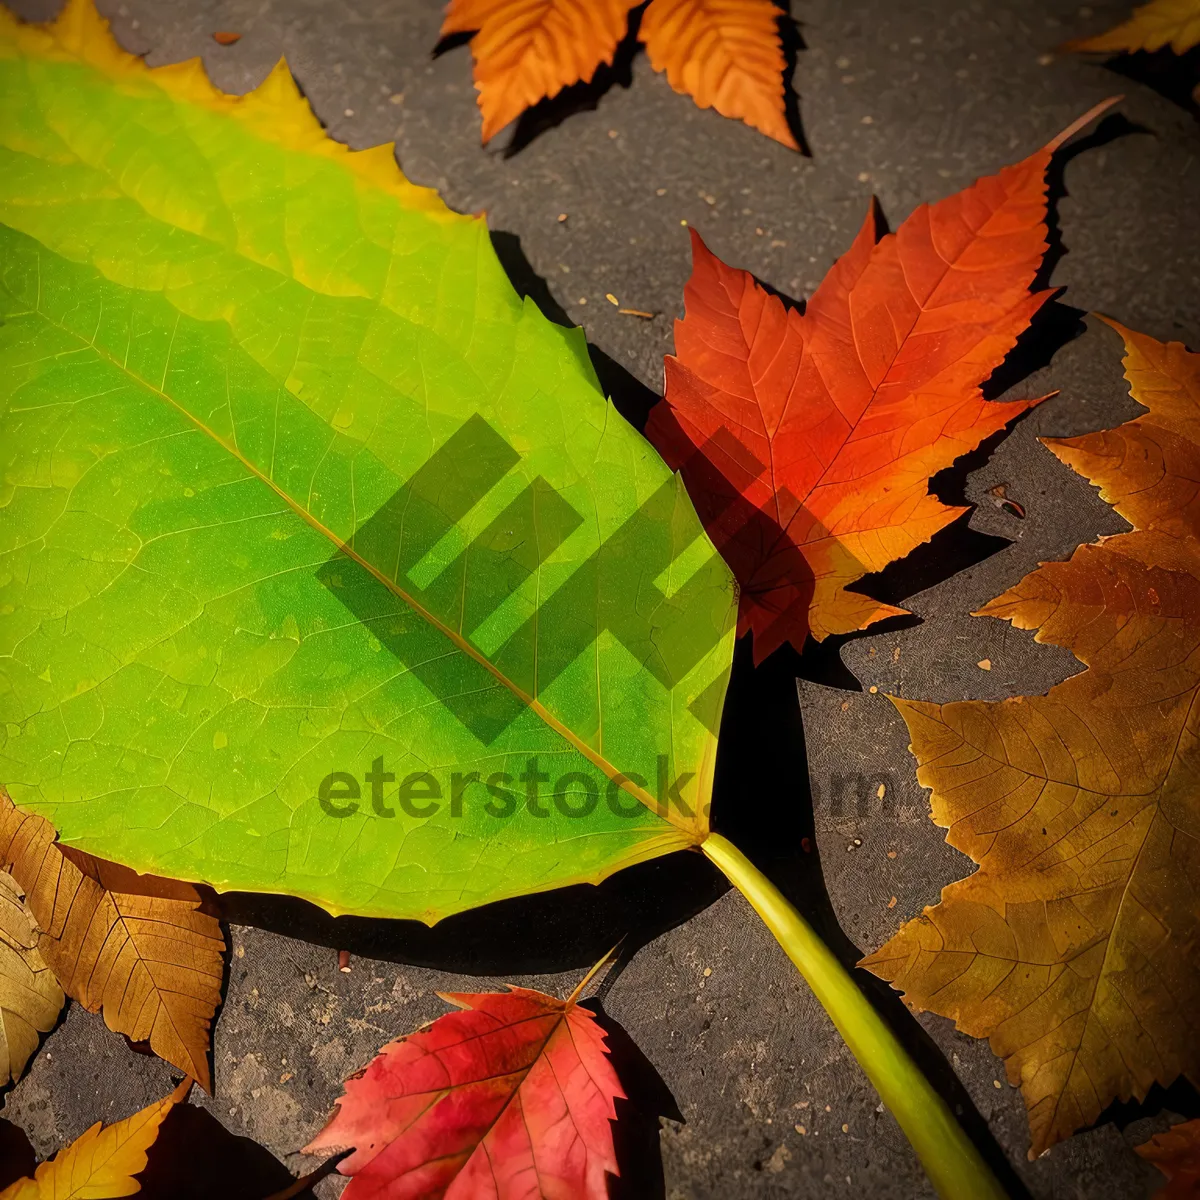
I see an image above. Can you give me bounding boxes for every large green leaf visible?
[0,0,736,920]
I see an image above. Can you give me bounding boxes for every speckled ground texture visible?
[2,1,1198,1197]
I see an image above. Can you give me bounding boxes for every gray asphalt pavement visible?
[2,1,1198,1197]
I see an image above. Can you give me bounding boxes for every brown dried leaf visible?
[0,788,225,1091]
[863,319,1200,1156]
[0,871,63,1086]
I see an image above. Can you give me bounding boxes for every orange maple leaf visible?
[441,0,641,143]
[643,101,1117,661]
[441,0,795,145]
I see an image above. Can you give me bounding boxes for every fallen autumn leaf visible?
[644,101,1118,660]
[441,0,641,142]
[305,968,624,1199]
[864,318,1200,1156]
[639,0,797,148]
[0,1077,190,1200]
[0,870,63,1088]
[440,0,797,145]
[0,790,224,1091]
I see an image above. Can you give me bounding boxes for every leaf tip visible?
[51,0,110,41]
[434,989,476,1010]
[193,1057,214,1094]
[42,0,143,75]
[477,93,514,146]
[1091,311,1134,341]
[566,945,621,1004]
[301,1124,353,1160]
[762,118,801,152]
[686,223,709,258]
[259,55,299,98]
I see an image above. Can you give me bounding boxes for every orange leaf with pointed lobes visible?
[442,0,641,142]
[639,0,796,148]
[305,972,623,1199]
[644,101,1119,661]
[863,320,1200,1157]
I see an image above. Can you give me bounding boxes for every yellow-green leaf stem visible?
[702,833,1010,1200]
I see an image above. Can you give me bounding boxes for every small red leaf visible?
[212,31,242,45]
[646,101,1117,661]
[305,984,624,1199]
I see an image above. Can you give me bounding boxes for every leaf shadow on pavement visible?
[0,1100,321,1200]
[1032,112,1156,295]
[587,1000,684,1200]
[1100,1075,1200,1142]
[219,854,727,975]
[1082,46,1200,121]
[777,0,810,155]
[0,1118,35,1190]
[135,1102,320,1200]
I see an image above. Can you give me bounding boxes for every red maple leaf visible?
[304,981,624,1199]
[646,100,1118,662]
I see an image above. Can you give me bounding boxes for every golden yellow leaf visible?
[639,0,797,149]
[862,319,1200,1157]
[0,1078,189,1200]
[1137,1118,1200,1197]
[441,0,641,142]
[1062,0,1200,53]
[0,871,63,1087]
[0,790,224,1092]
